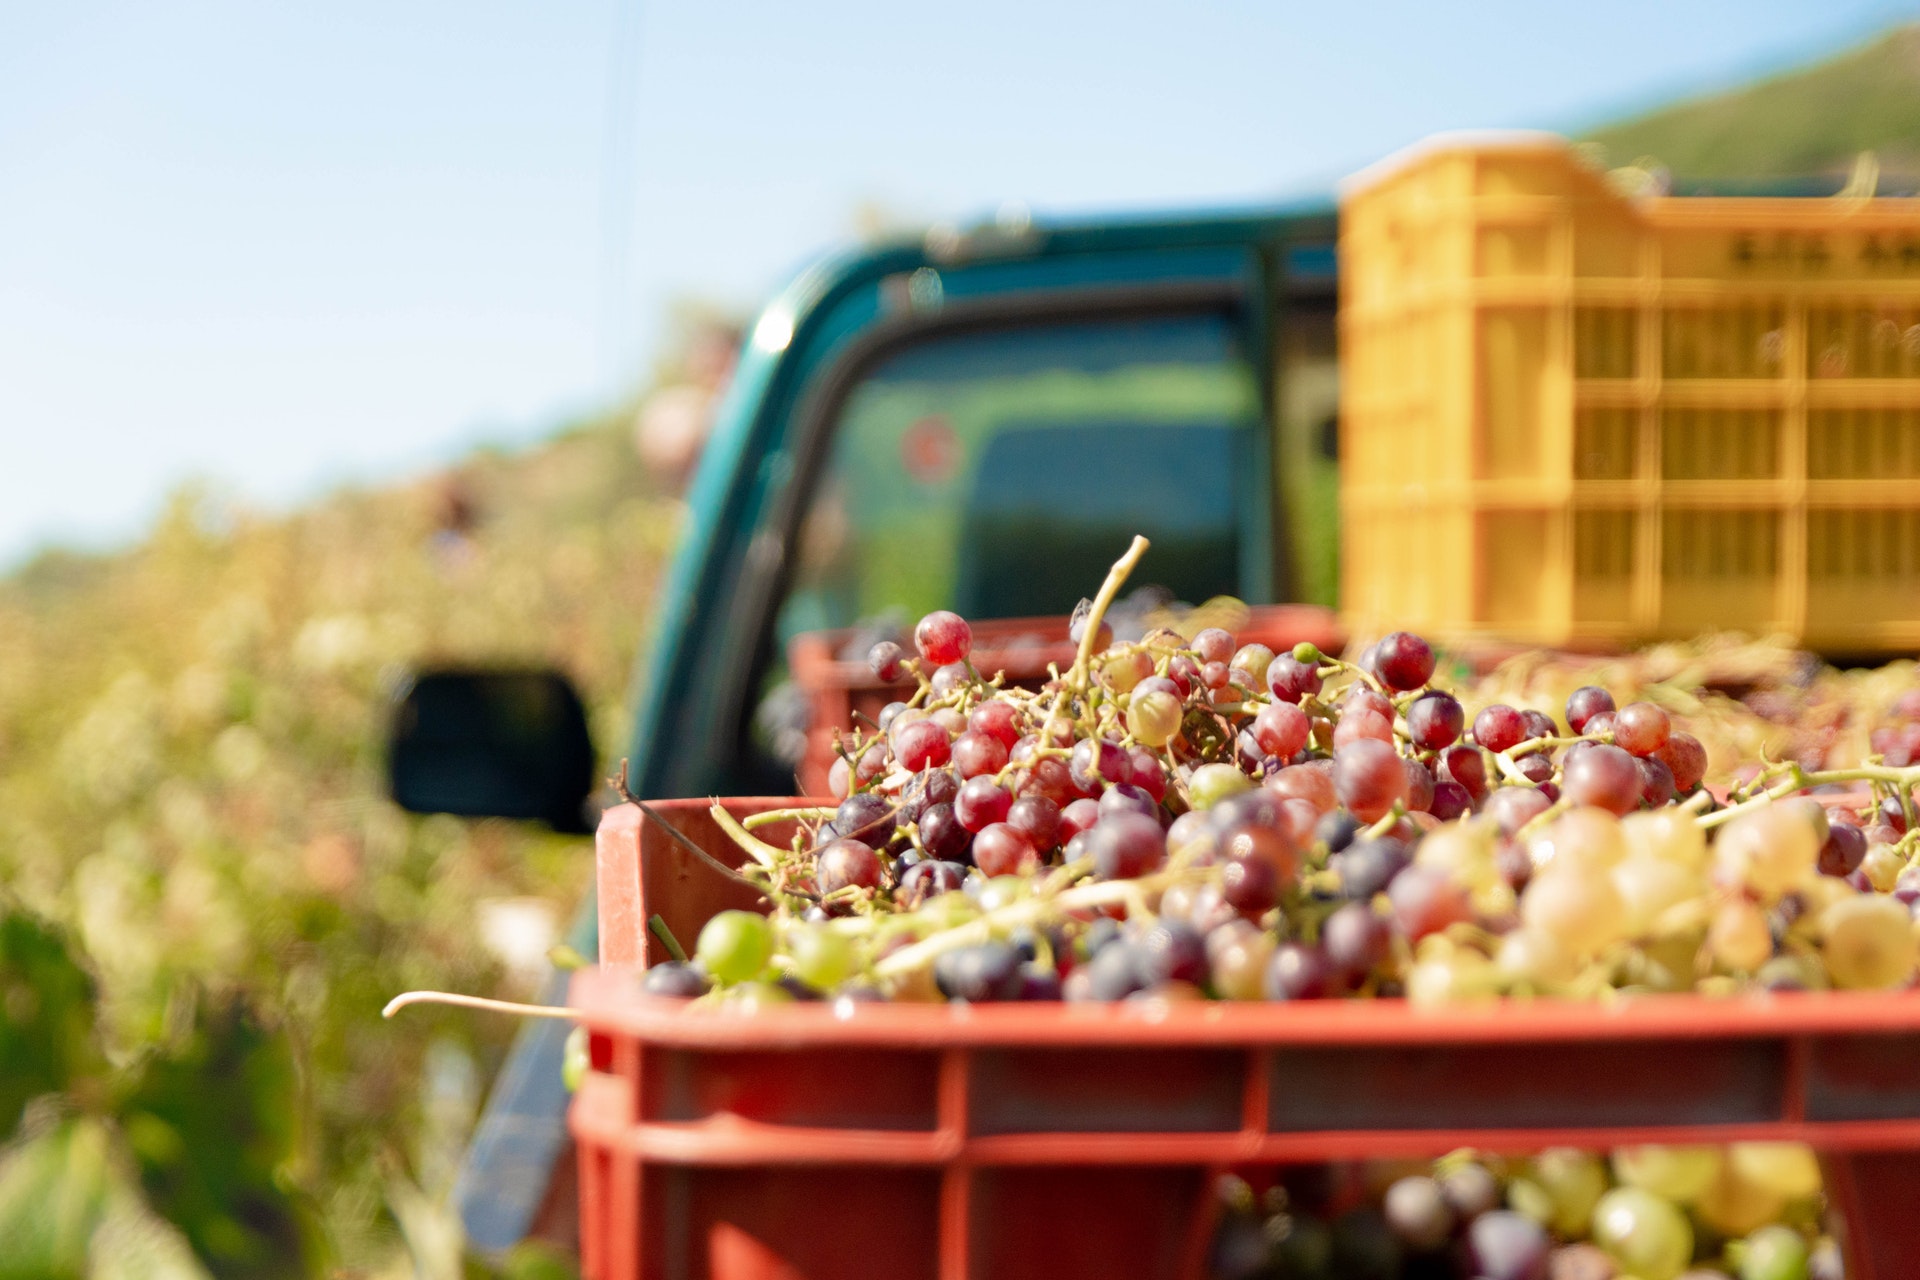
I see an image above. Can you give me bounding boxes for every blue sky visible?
[3,0,1917,566]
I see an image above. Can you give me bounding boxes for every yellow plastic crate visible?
[1339,131,1920,653]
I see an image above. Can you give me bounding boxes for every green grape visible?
[1128,688,1183,747]
[1531,1147,1608,1236]
[1821,893,1917,990]
[1520,862,1626,957]
[1622,807,1707,869]
[1507,1176,1556,1227]
[696,909,773,984]
[1406,948,1498,1006]
[1189,762,1253,809]
[562,1024,589,1092]
[1532,807,1629,871]
[1714,806,1818,899]
[1727,1143,1821,1200]
[720,980,794,1009]
[1494,928,1578,989]
[1860,844,1904,893]
[1613,855,1702,937]
[1738,1224,1810,1280]
[1592,1186,1694,1280]
[786,923,856,991]
[1612,1145,1722,1203]
[1696,1163,1789,1237]
[1709,899,1774,973]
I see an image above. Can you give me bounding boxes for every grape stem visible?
[743,806,835,830]
[1062,535,1151,697]
[383,990,578,1021]
[1697,761,1920,830]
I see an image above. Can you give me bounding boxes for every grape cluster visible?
[1208,1144,1839,1280]
[639,542,1920,1009]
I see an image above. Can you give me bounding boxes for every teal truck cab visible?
[389,200,1344,1248]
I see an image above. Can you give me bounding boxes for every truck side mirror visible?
[387,668,597,834]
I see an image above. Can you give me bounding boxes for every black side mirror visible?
[387,668,597,834]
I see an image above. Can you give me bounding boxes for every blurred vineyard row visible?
[0,403,684,1277]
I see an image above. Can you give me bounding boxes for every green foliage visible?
[0,911,107,1134]
[118,997,324,1277]
[1584,24,1920,186]
[0,406,678,1274]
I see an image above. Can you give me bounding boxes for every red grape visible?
[1192,627,1235,664]
[1484,786,1553,834]
[972,823,1038,877]
[1438,743,1490,801]
[1374,631,1436,691]
[950,730,1008,779]
[1652,731,1708,792]
[1636,756,1676,807]
[1267,761,1337,814]
[1322,901,1389,984]
[1402,758,1436,813]
[1251,702,1311,758]
[967,699,1020,747]
[955,777,1012,831]
[1126,748,1168,801]
[1472,705,1526,753]
[1058,798,1102,844]
[1006,795,1060,849]
[1069,738,1130,793]
[914,610,971,665]
[1333,707,1395,748]
[1266,653,1323,703]
[892,718,951,771]
[815,839,881,894]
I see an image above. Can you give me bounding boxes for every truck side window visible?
[742,309,1262,788]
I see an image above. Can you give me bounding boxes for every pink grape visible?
[1562,743,1642,816]
[1614,702,1671,757]
[1335,739,1411,823]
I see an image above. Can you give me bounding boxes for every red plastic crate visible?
[573,797,1920,1280]
[786,606,1344,798]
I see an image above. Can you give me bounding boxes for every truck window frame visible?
[707,277,1267,791]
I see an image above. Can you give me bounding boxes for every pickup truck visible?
[387,199,1347,1250]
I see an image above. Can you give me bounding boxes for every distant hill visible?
[1583,23,1920,192]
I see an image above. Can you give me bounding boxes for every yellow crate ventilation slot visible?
[1339,132,1920,653]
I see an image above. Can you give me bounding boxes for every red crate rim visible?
[568,970,1920,1049]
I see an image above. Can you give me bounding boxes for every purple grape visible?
[918,803,972,863]
[895,859,966,908]
[1406,691,1464,750]
[1264,942,1332,1000]
[933,940,1021,1002]
[1087,813,1166,879]
[1098,782,1160,821]
[1137,920,1207,985]
[1467,1211,1549,1280]
[1564,685,1616,734]
[1322,902,1389,985]
[642,961,711,998]
[867,640,907,682]
[1374,631,1435,691]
